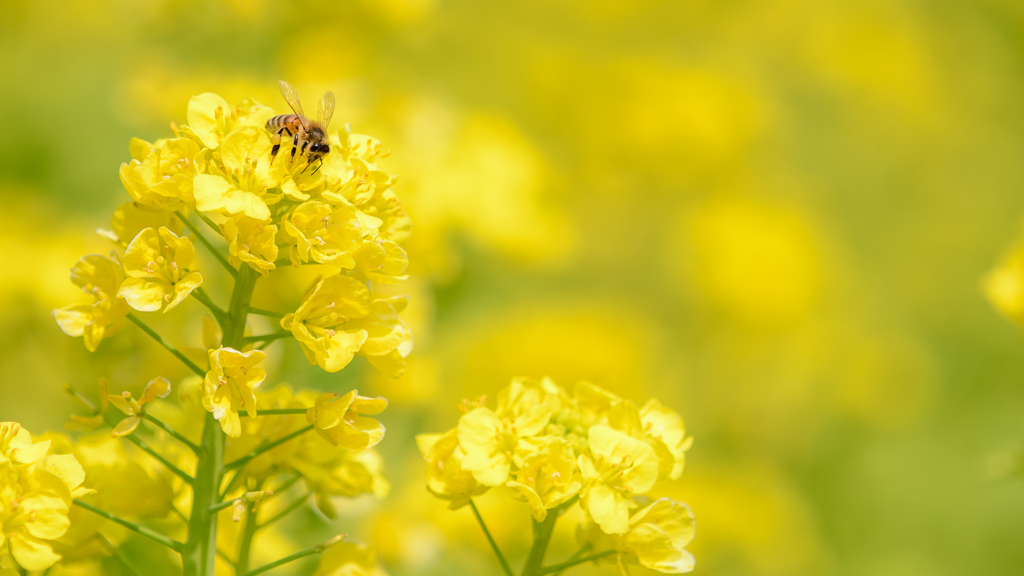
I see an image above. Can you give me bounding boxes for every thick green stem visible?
[522,497,577,576]
[181,413,223,576]
[183,264,257,576]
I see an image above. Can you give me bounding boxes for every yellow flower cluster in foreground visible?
[419,377,696,574]
[44,88,406,574]
[0,423,90,571]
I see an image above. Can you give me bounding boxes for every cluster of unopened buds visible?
[0,86,408,575]
[419,377,696,575]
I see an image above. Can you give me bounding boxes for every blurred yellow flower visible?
[314,541,387,576]
[578,424,659,534]
[202,347,267,437]
[505,438,581,522]
[307,391,388,449]
[984,239,1024,326]
[118,226,203,313]
[417,429,488,510]
[99,201,181,247]
[0,423,90,571]
[52,254,130,352]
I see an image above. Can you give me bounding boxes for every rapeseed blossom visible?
[50,87,411,575]
[419,377,696,574]
[0,423,90,571]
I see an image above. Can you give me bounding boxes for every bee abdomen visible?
[266,114,298,130]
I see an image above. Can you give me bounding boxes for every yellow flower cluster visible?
[0,423,91,571]
[53,90,413,437]
[418,377,696,574]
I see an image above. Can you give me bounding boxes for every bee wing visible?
[278,80,308,129]
[318,91,336,129]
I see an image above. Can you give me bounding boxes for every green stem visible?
[127,313,206,377]
[242,330,291,344]
[469,499,514,576]
[191,287,228,325]
[538,551,617,575]
[246,307,285,318]
[181,414,224,576]
[122,433,194,485]
[551,544,591,576]
[224,425,314,471]
[141,413,201,453]
[184,265,256,576]
[243,408,308,416]
[522,496,577,576]
[235,501,260,573]
[98,533,144,576]
[73,500,183,551]
[257,493,310,531]
[176,211,236,278]
[195,211,226,238]
[238,537,342,576]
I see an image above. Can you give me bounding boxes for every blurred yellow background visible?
[3,0,1024,574]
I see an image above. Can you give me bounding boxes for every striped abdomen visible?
[266,114,302,131]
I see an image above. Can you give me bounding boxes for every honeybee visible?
[267,80,336,173]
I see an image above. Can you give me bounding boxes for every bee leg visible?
[271,127,290,163]
[291,133,300,160]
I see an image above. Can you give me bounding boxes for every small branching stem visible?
[141,413,201,453]
[122,433,194,485]
[538,551,617,575]
[127,313,206,377]
[238,535,344,576]
[176,211,236,278]
[469,499,515,576]
[224,425,314,471]
[73,500,183,551]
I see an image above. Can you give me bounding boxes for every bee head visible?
[310,142,330,156]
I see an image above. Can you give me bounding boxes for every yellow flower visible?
[639,400,692,481]
[202,347,267,438]
[118,226,203,313]
[352,239,409,284]
[290,440,390,518]
[307,391,388,449]
[505,438,581,521]
[53,254,130,352]
[281,275,411,375]
[118,137,201,211]
[223,214,279,276]
[314,541,388,576]
[456,405,549,487]
[281,201,362,267]
[0,423,90,571]
[984,240,1024,326]
[417,429,488,510]
[98,201,181,246]
[106,377,171,438]
[182,94,273,150]
[578,425,659,534]
[193,126,281,221]
[619,498,696,574]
